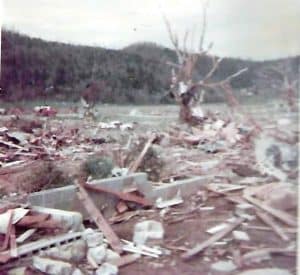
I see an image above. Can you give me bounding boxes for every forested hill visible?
[1,30,299,103]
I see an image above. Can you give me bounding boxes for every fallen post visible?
[75,181,123,253]
[129,134,156,173]
[182,217,245,260]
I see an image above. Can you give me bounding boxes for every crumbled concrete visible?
[95,263,118,275]
[87,244,107,265]
[237,268,292,275]
[83,228,104,248]
[33,256,76,275]
[133,220,164,245]
[39,239,86,263]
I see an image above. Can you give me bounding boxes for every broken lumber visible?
[182,217,245,260]
[16,213,50,226]
[83,183,152,207]
[128,134,156,173]
[75,181,122,253]
[244,194,297,227]
[255,210,289,241]
[242,247,296,265]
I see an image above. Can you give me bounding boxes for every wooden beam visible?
[75,181,122,253]
[182,217,245,260]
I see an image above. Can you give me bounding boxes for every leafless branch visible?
[199,0,209,51]
[202,56,223,82]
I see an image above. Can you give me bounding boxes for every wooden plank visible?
[76,181,122,253]
[244,194,297,227]
[182,217,245,260]
[255,210,289,241]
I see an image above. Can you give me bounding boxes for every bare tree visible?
[164,3,247,124]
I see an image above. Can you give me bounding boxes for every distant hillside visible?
[1,30,299,103]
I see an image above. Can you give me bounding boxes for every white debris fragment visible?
[211,260,237,272]
[120,123,133,131]
[236,213,256,221]
[199,206,215,211]
[191,106,204,119]
[95,263,118,275]
[122,240,162,258]
[227,217,238,223]
[87,244,107,265]
[206,223,229,235]
[0,127,8,133]
[133,220,164,245]
[232,230,250,241]
[155,190,183,208]
[179,81,188,95]
[277,118,291,126]
[111,167,129,177]
[212,119,225,130]
[83,229,104,248]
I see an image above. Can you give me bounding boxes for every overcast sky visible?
[2,0,300,60]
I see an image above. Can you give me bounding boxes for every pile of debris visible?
[0,103,298,274]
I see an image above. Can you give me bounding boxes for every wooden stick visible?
[76,181,122,253]
[244,194,297,227]
[255,210,289,241]
[182,217,245,260]
[9,225,17,257]
[128,134,156,173]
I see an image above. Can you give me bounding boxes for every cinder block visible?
[148,176,213,201]
[28,173,149,219]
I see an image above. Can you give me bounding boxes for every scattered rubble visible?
[0,102,298,273]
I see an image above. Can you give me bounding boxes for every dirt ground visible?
[111,194,297,275]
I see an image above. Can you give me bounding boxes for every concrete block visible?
[149,176,213,201]
[28,173,149,219]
